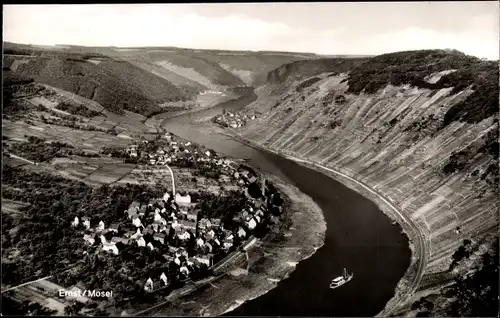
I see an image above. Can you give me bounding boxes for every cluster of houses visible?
[71,169,276,292]
[70,132,286,292]
[212,111,257,129]
[125,132,232,168]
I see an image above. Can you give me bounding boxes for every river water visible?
[161,88,411,316]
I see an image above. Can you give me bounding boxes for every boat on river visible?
[330,268,353,289]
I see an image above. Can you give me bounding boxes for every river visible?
[160,88,411,316]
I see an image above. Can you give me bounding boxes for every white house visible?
[147,242,155,251]
[195,255,212,267]
[175,193,191,206]
[144,278,154,292]
[82,217,91,230]
[205,151,211,157]
[223,239,233,249]
[160,272,168,286]
[154,213,162,222]
[174,257,181,265]
[103,242,119,255]
[132,217,143,228]
[205,229,215,240]
[137,237,146,247]
[180,266,190,276]
[83,234,95,245]
[198,218,212,231]
[98,221,105,231]
[196,237,204,248]
[246,218,257,230]
[178,230,191,241]
[238,227,247,238]
[71,217,79,227]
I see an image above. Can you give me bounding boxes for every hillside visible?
[266,57,369,84]
[3,50,189,117]
[3,42,316,114]
[228,50,499,316]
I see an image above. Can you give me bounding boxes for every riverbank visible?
[143,170,326,316]
[224,127,427,316]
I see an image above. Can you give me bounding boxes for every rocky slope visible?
[234,50,499,316]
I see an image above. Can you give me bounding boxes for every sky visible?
[3,2,499,59]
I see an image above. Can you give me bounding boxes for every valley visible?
[2,41,498,317]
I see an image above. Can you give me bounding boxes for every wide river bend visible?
[159,89,411,316]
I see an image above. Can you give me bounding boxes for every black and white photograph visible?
[1,2,499,317]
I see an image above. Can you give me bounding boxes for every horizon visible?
[3,2,499,60]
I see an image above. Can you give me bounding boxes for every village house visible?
[204,229,216,240]
[127,202,140,218]
[71,216,79,227]
[210,218,221,228]
[196,237,204,248]
[109,224,119,233]
[152,221,161,232]
[138,206,147,217]
[175,193,191,206]
[223,237,234,249]
[82,217,91,230]
[160,272,168,286]
[154,233,166,244]
[102,242,119,255]
[177,229,191,241]
[180,266,190,276]
[147,242,155,251]
[179,219,196,230]
[137,237,146,247]
[198,218,212,231]
[83,234,95,245]
[132,216,143,228]
[238,227,247,238]
[255,215,262,224]
[111,237,129,245]
[144,278,154,292]
[98,221,105,231]
[195,254,213,267]
[246,218,257,230]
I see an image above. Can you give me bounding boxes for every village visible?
[212,110,258,129]
[72,131,284,294]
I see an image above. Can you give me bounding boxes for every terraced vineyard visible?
[236,50,499,315]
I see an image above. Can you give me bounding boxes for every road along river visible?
[160,88,411,316]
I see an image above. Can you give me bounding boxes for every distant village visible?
[74,132,283,292]
[212,111,258,129]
